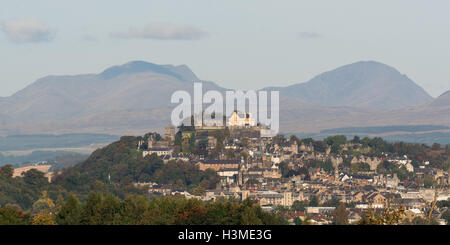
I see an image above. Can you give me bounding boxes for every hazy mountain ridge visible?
[267,61,433,110]
[99,61,198,81]
[429,90,450,107]
[0,60,448,137]
[0,61,223,125]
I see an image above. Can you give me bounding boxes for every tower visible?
[165,124,175,144]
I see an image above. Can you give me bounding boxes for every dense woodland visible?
[0,135,221,223]
[0,193,286,225]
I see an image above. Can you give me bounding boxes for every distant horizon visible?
[1,59,448,99]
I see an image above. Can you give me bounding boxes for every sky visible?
[1,0,449,97]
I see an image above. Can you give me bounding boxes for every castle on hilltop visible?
[227,111,256,127]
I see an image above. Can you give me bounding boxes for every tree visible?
[174,130,182,147]
[394,166,412,181]
[334,203,348,225]
[423,175,436,188]
[320,160,334,174]
[351,136,360,144]
[80,192,104,225]
[23,169,48,188]
[324,135,347,147]
[309,196,319,207]
[273,135,286,145]
[56,194,82,225]
[322,198,341,208]
[300,138,314,145]
[0,206,31,225]
[192,186,206,196]
[32,211,56,225]
[405,216,439,225]
[351,162,371,173]
[0,164,14,178]
[291,200,308,211]
[441,210,450,225]
[436,198,450,208]
[238,199,265,225]
[359,207,405,225]
[377,160,395,174]
[278,162,290,177]
[99,194,122,225]
[289,135,300,144]
[313,141,327,153]
[32,191,55,215]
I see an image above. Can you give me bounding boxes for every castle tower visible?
[165,124,175,144]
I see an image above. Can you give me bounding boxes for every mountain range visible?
[0,60,448,137]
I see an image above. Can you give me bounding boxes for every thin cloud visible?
[1,19,55,43]
[110,23,208,40]
[298,31,322,39]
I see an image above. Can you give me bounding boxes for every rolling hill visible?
[0,60,448,140]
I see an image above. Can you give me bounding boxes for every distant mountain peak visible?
[430,90,450,107]
[318,60,400,79]
[280,60,433,110]
[98,60,195,81]
[350,60,393,66]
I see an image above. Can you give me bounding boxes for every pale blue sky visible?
[1,0,449,97]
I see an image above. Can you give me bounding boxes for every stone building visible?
[196,159,240,171]
[249,191,300,207]
[164,124,175,144]
[148,139,169,148]
[299,143,314,152]
[350,156,382,171]
[228,111,256,127]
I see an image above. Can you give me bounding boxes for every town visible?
[131,111,450,225]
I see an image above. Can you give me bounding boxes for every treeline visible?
[0,166,65,210]
[1,136,219,211]
[0,194,286,225]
